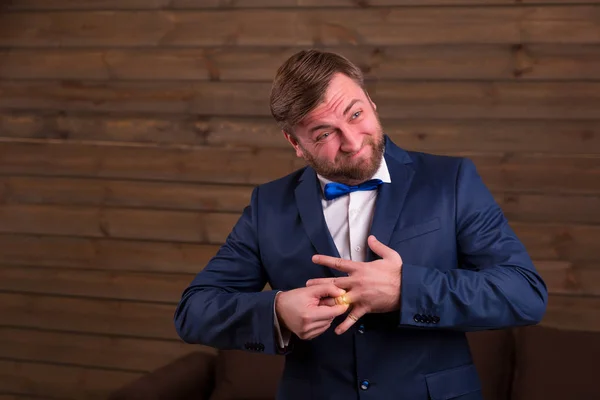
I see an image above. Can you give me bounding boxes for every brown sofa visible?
[110,326,600,400]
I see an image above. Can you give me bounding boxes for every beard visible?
[301,128,385,186]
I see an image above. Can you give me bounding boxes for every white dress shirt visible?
[274,155,392,348]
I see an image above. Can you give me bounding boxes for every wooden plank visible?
[0,176,252,213]
[0,141,303,186]
[1,261,597,299]
[535,261,600,296]
[513,222,600,262]
[1,80,600,119]
[0,204,239,244]
[4,0,600,11]
[2,176,599,224]
[0,80,271,117]
[0,203,599,263]
[494,193,600,224]
[0,292,180,339]
[372,81,600,120]
[1,142,599,193]
[1,113,599,155]
[0,327,199,372]
[0,8,599,48]
[541,294,600,332]
[2,45,600,81]
[543,262,600,295]
[0,359,142,400]
[0,234,220,273]
[0,265,194,302]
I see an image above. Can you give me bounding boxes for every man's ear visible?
[283,131,304,158]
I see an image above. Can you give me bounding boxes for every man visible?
[174,50,548,399]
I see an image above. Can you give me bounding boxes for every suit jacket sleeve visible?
[173,186,287,354]
[399,157,548,331]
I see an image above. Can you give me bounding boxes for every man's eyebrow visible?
[309,124,333,134]
[307,99,363,134]
[343,99,361,116]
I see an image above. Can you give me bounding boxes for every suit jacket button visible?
[357,324,365,334]
[360,380,370,390]
[413,314,421,323]
[433,316,440,323]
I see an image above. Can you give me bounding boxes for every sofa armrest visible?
[109,350,217,400]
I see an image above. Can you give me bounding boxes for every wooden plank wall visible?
[0,0,599,398]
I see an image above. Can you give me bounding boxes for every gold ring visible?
[335,294,350,306]
[348,313,358,322]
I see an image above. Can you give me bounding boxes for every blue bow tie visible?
[323,179,383,201]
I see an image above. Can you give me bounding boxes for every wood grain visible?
[513,222,600,262]
[1,80,600,119]
[0,327,201,372]
[0,204,239,243]
[0,292,180,339]
[0,359,142,400]
[1,113,599,154]
[5,0,600,12]
[2,176,600,224]
[2,45,600,80]
[0,204,599,265]
[0,176,252,213]
[0,234,220,273]
[494,193,600,224]
[0,265,194,302]
[541,294,600,332]
[1,8,599,47]
[536,261,600,296]
[1,261,597,302]
[1,142,599,193]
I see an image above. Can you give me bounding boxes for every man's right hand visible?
[275,284,349,340]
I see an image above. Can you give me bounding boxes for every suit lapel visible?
[367,142,415,262]
[294,168,346,278]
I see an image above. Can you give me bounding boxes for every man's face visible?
[284,73,385,186]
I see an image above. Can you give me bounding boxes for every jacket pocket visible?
[391,217,441,244]
[425,363,481,400]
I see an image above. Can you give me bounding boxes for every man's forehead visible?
[299,97,362,127]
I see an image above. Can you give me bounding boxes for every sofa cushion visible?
[466,329,515,400]
[511,325,600,400]
[209,350,284,400]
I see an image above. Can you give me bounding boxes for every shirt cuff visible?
[273,291,291,348]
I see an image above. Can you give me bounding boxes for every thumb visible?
[310,283,346,299]
[367,235,397,260]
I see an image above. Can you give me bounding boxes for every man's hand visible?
[306,235,403,335]
[275,283,349,340]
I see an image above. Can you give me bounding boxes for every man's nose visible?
[339,130,362,154]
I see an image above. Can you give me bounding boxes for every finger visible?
[312,255,357,274]
[307,277,353,290]
[303,323,332,340]
[333,291,353,307]
[314,303,349,321]
[305,319,333,332]
[335,307,367,335]
[305,277,333,287]
[367,235,400,261]
[310,283,346,299]
[319,297,337,307]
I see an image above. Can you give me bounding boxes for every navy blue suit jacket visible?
[174,136,547,400]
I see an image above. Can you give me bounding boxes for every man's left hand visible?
[306,235,403,335]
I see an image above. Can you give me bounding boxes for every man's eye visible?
[352,111,362,119]
[318,132,330,140]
